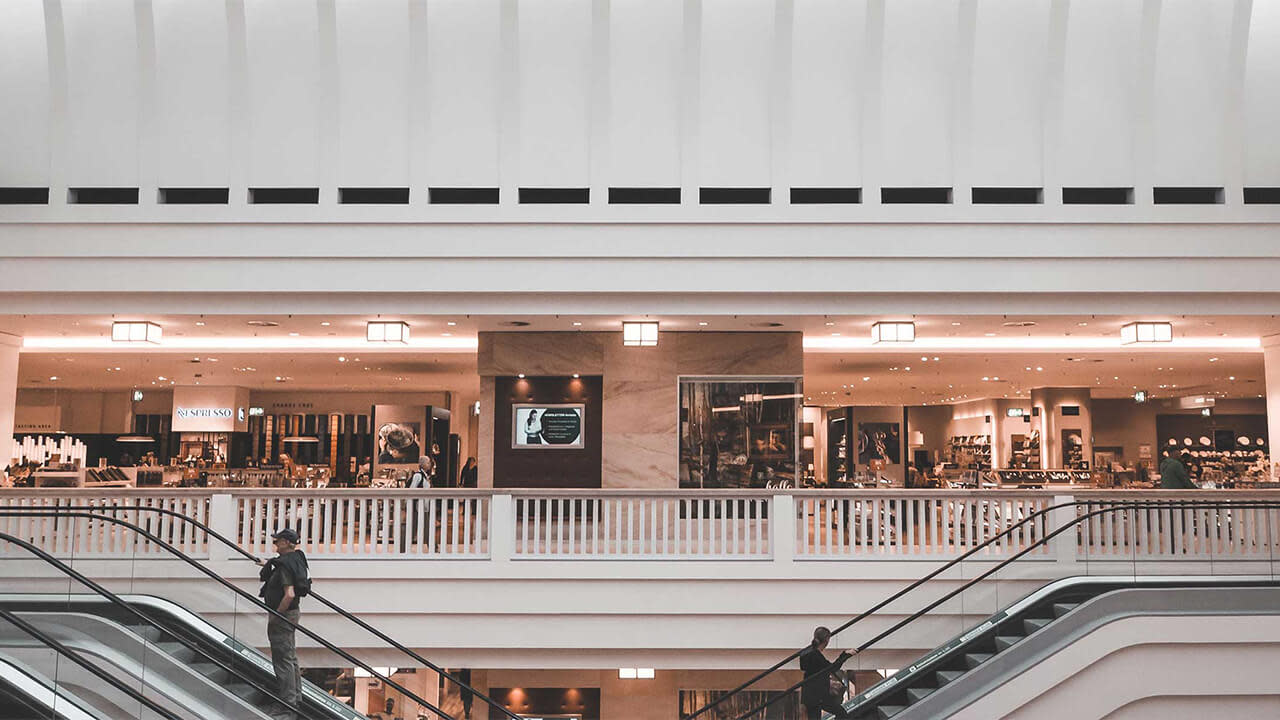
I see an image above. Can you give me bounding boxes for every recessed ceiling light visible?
[984,332,997,337]
[49,376,57,381]
[825,322,835,326]
[951,322,961,326]
[1002,321,1037,327]
[1077,322,1088,326]
[246,320,279,327]
[572,322,582,326]
[157,376,167,380]
[518,373,525,378]
[442,332,452,336]
[338,356,346,362]
[699,322,708,326]
[195,321,205,326]
[573,373,580,378]
[1229,376,1236,380]
[288,332,300,337]
[320,321,330,326]
[1209,357,1218,362]
[863,376,870,381]
[447,321,457,326]
[831,332,841,336]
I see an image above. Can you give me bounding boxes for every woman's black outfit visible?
[799,645,854,719]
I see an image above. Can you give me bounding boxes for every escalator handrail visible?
[0,599,184,720]
[0,510,456,720]
[684,493,1074,720]
[0,527,304,717]
[730,499,1280,720]
[0,502,521,720]
[0,653,100,720]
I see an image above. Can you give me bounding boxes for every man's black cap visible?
[272,527,300,543]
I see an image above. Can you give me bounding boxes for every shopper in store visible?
[1158,451,1197,490]
[459,457,478,488]
[257,527,309,720]
[798,626,854,719]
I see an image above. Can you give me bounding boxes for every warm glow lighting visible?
[623,321,659,347]
[23,335,477,352]
[637,668,655,679]
[871,321,915,343]
[1121,321,1173,344]
[111,321,162,344]
[367,321,410,343]
[618,668,637,679]
[803,335,1258,352]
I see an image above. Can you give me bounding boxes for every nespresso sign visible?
[175,407,234,420]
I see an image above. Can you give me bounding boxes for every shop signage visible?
[132,390,144,402]
[1006,408,1026,417]
[249,407,265,416]
[175,407,234,420]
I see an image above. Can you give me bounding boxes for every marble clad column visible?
[0,334,18,465]
[602,336,678,488]
[1264,335,1280,480]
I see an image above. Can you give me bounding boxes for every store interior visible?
[3,313,1276,490]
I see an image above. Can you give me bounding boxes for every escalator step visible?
[188,662,230,683]
[129,624,165,642]
[1052,602,1079,618]
[963,653,993,669]
[224,682,266,704]
[876,705,907,719]
[993,635,1022,652]
[154,641,197,662]
[1023,617,1052,634]
[935,669,964,685]
[905,686,936,704]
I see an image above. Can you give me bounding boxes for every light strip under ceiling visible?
[804,335,1262,352]
[22,336,479,352]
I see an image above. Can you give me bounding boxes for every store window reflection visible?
[680,378,800,489]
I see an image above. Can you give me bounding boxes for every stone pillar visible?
[1265,336,1280,479]
[0,334,19,466]
[1030,387,1094,469]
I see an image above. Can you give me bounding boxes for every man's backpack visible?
[289,551,312,598]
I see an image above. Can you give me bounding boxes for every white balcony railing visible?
[0,489,1277,565]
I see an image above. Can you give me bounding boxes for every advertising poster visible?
[512,404,585,448]
[371,404,429,478]
[858,422,901,465]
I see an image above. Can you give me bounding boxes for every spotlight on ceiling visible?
[111,321,162,344]
[622,321,659,347]
[366,321,410,343]
[1120,321,1172,345]
[871,321,915,344]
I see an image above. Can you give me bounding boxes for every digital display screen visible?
[512,404,586,449]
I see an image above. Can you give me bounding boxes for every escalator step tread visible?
[1023,617,1052,633]
[876,705,907,719]
[905,686,935,704]
[993,635,1022,651]
[1052,602,1079,618]
[936,669,965,685]
[964,653,993,669]
[129,624,165,642]
[225,682,265,702]
[188,662,230,682]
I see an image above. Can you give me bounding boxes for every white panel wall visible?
[0,1,50,186]
[62,0,139,187]
[609,0,683,188]
[969,0,1050,187]
[1059,0,1142,187]
[1244,0,1280,186]
[699,0,775,187]
[789,0,865,188]
[517,0,593,188]
[879,0,958,188]
[151,0,231,187]
[425,0,501,187]
[244,0,321,186]
[1150,0,1233,186]
[335,0,411,187]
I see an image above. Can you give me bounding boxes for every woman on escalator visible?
[799,626,855,719]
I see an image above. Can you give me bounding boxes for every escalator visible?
[842,576,1280,719]
[0,506,521,720]
[0,593,362,720]
[0,653,99,720]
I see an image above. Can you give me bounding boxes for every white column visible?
[0,334,19,467]
[1264,336,1280,480]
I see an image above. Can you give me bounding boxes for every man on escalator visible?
[258,527,309,720]
[799,626,854,720]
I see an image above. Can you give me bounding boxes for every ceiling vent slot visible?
[609,187,681,204]
[790,188,861,204]
[0,187,49,204]
[69,187,139,204]
[1243,187,1280,204]
[1062,187,1133,204]
[249,188,319,204]
[339,187,410,204]
[1153,187,1223,205]
[699,187,771,204]
[880,187,952,204]
[519,187,590,204]
[429,187,500,204]
[972,187,1043,204]
[160,188,229,204]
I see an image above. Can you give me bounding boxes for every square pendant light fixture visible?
[1121,321,1172,344]
[367,321,410,343]
[871,321,915,343]
[111,321,163,343]
[622,321,659,346]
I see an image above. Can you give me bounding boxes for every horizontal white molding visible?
[21,335,478,352]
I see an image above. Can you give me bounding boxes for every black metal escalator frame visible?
[728,499,1280,720]
[0,510,457,720]
[0,576,186,720]
[0,528,304,717]
[0,503,521,720]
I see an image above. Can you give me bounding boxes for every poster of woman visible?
[858,422,901,464]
